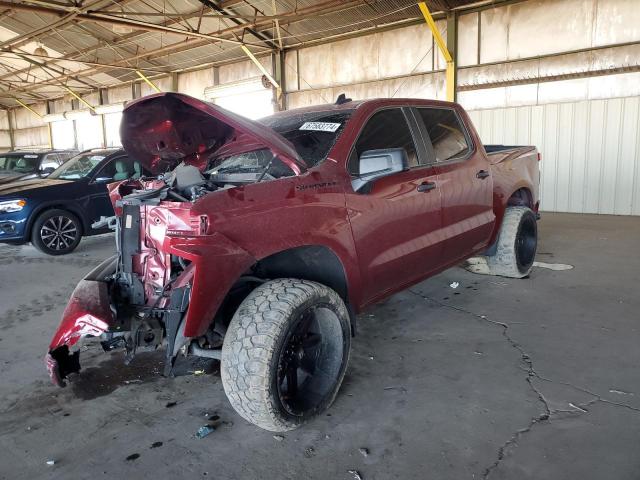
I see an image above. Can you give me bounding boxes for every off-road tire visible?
[31,209,82,256]
[486,206,537,278]
[221,279,351,432]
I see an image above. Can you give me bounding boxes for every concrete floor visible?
[0,212,639,480]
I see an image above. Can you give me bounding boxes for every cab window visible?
[348,108,419,176]
[416,108,471,162]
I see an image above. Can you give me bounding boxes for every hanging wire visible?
[390,43,435,98]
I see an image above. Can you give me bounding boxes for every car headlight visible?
[0,199,26,213]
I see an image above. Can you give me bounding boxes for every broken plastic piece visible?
[46,460,56,466]
[450,282,460,289]
[195,425,215,438]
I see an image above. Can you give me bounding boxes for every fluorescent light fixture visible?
[204,76,269,100]
[95,102,126,115]
[65,109,95,121]
[42,113,66,123]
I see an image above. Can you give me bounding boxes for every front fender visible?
[167,232,256,337]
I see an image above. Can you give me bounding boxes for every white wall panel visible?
[458,12,479,67]
[469,97,640,215]
[140,75,172,97]
[219,57,271,85]
[0,131,11,148]
[178,68,213,100]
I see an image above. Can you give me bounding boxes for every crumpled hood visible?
[120,92,305,175]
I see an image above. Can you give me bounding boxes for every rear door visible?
[344,107,443,304]
[414,107,494,263]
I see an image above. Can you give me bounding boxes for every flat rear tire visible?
[486,206,537,278]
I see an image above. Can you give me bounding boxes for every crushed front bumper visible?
[46,256,117,386]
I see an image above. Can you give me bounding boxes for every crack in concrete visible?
[407,289,639,479]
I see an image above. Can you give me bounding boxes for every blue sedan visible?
[0,148,149,255]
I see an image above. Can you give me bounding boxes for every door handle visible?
[416,181,437,192]
[476,170,490,179]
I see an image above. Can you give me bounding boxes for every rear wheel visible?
[221,279,351,432]
[31,209,82,255]
[486,206,537,278]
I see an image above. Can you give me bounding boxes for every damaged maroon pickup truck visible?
[46,92,540,431]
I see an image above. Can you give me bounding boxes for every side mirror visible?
[93,176,114,184]
[40,167,55,176]
[351,148,409,192]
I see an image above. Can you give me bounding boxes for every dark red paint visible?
[47,95,539,384]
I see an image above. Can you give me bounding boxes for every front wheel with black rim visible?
[31,209,82,255]
[221,279,351,432]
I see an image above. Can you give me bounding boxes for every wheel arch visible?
[208,244,356,338]
[254,245,349,302]
[507,187,535,209]
[26,202,86,239]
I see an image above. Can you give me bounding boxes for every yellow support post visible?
[418,2,456,102]
[136,70,162,93]
[13,98,52,148]
[62,86,97,112]
[240,44,281,93]
[13,97,43,118]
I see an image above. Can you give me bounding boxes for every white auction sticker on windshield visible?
[299,122,341,132]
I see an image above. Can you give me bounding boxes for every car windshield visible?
[48,153,107,180]
[0,153,41,173]
[260,110,353,167]
[207,149,294,180]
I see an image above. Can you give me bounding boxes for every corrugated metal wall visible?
[468,97,640,216]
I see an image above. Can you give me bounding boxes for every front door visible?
[344,107,443,304]
[414,107,495,264]
[87,156,145,228]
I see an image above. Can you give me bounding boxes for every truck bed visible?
[484,144,538,165]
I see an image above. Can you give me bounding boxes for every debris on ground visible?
[195,425,215,439]
[45,460,56,466]
[273,435,285,441]
[165,401,177,408]
[348,469,363,480]
[193,370,205,375]
[609,389,633,396]
[449,282,460,289]
[125,453,140,461]
[150,441,163,449]
[569,403,588,413]
[358,447,369,457]
[533,261,574,271]
[304,446,315,458]
[383,386,407,393]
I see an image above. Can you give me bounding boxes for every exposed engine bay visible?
[46,92,303,386]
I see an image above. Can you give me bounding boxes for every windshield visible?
[49,153,107,180]
[260,110,353,167]
[207,149,294,180]
[0,153,41,173]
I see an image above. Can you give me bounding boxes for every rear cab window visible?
[415,108,472,162]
